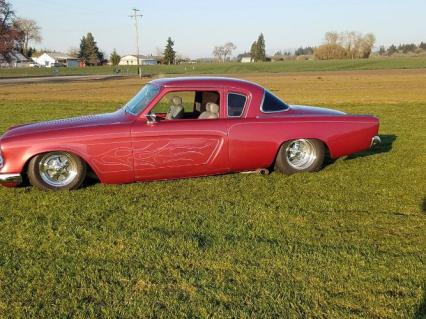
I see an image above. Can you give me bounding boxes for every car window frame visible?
[139,86,225,121]
[227,92,248,118]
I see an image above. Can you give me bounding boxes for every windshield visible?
[125,83,161,115]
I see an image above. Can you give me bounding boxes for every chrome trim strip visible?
[0,173,22,184]
[371,136,381,148]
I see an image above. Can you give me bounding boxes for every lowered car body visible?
[0,77,380,190]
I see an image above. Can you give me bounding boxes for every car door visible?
[131,90,229,181]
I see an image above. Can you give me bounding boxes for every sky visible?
[12,0,426,58]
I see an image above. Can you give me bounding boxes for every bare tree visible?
[14,17,41,56]
[316,30,376,60]
[223,42,237,61]
[67,47,79,58]
[325,32,339,45]
[1,0,23,60]
[213,42,237,62]
[213,46,225,62]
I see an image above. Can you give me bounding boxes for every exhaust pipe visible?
[257,168,270,175]
[241,168,270,175]
[371,136,381,148]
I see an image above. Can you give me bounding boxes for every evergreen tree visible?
[78,32,103,66]
[256,33,266,61]
[387,44,397,55]
[110,49,121,66]
[420,42,426,50]
[250,34,266,62]
[163,37,176,65]
[250,41,257,61]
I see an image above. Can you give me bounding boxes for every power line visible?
[129,8,143,78]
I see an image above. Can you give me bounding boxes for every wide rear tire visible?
[27,152,86,191]
[275,139,325,175]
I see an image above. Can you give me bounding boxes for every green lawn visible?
[0,74,425,318]
[1,56,426,78]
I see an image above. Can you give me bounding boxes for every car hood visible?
[288,105,346,116]
[2,109,131,140]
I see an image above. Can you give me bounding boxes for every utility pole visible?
[129,8,143,78]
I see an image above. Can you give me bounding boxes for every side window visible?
[149,90,221,121]
[151,91,195,114]
[227,93,247,117]
[261,90,289,113]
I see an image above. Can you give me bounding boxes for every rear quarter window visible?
[261,90,289,113]
[227,93,247,117]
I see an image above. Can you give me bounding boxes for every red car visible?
[0,77,380,191]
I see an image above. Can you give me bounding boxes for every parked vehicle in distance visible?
[0,77,380,191]
[28,63,42,68]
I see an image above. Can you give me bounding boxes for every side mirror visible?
[146,113,157,125]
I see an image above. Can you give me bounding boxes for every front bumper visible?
[371,136,381,148]
[0,173,22,187]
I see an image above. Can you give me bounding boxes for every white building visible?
[0,51,31,68]
[119,55,159,66]
[241,56,253,63]
[35,52,79,68]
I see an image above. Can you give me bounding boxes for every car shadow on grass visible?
[345,134,397,161]
[414,286,426,318]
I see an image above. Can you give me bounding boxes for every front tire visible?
[275,139,325,175]
[27,152,86,191]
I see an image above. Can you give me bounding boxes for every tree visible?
[325,32,339,45]
[223,42,236,61]
[255,33,266,61]
[14,17,41,57]
[314,43,348,60]
[0,0,23,61]
[213,42,236,62]
[78,32,103,66]
[315,31,375,60]
[213,46,225,62]
[110,49,121,66]
[163,37,175,65]
[387,44,397,55]
[250,41,257,61]
[359,33,376,58]
[420,42,426,50]
[295,46,314,56]
[250,33,266,62]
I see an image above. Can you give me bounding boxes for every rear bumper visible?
[371,136,381,148]
[0,173,22,187]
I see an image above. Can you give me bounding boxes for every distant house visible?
[35,52,79,68]
[0,51,31,68]
[119,55,159,66]
[241,56,253,63]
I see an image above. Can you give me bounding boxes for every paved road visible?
[0,74,127,85]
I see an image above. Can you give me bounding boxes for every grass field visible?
[0,69,425,318]
[1,56,426,78]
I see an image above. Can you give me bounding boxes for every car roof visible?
[149,76,263,91]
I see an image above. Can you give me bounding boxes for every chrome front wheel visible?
[28,151,86,190]
[39,152,78,187]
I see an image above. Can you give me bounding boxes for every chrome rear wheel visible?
[285,139,318,170]
[275,139,325,175]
